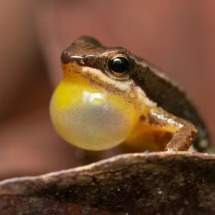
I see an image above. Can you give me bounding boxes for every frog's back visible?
[132,57,213,152]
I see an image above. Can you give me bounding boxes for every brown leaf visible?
[1,152,215,215]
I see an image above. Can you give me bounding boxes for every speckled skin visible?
[51,36,212,152]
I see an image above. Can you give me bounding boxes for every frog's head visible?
[61,36,137,94]
[50,36,153,150]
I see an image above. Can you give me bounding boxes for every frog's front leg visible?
[147,108,197,151]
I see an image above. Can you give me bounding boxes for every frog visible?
[50,36,213,153]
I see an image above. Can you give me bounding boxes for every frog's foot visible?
[164,125,196,151]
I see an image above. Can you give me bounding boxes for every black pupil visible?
[109,57,129,73]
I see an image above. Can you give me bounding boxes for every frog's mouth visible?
[50,69,141,151]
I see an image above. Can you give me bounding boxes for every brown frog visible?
[50,36,213,153]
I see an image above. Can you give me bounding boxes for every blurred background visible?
[0,0,215,180]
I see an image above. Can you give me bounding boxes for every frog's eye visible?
[108,56,129,77]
